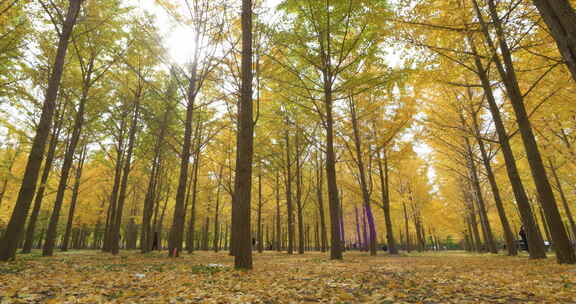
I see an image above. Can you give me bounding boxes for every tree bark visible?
[231,0,254,269]
[531,0,576,81]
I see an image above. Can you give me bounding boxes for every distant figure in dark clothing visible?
[519,226,529,252]
[152,232,159,251]
[252,238,256,247]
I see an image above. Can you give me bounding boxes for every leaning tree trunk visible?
[531,0,576,81]
[43,65,91,257]
[0,0,82,262]
[22,116,63,254]
[467,33,546,259]
[476,0,575,263]
[470,108,516,256]
[463,136,497,254]
[548,159,576,241]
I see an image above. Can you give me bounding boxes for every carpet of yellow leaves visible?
[1,250,575,303]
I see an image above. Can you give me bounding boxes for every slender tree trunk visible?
[471,112,516,255]
[467,32,547,259]
[186,126,202,254]
[549,159,576,241]
[257,170,263,253]
[110,97,140,255]
[22,120,62,254]
[355,205,362,249]
[275,171,282,252]
[315,154,328,252]
[377,149,398,254]
[213,166,223,252]
[284,128,294,255]
[402,200,411,252]
[295,128,305,254]
[463,136,497,254]
[168,28,203,257]
[61,144,87,251]
[0,0,82,261]
[348,98,377,255]
[103,114,127,252]
[141,107,169,253]
[43,65,92,257]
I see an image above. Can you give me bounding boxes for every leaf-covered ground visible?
[1,250,575,303]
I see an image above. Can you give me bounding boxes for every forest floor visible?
[0,250,575,303]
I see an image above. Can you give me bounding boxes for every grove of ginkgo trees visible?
[0,0,575,268]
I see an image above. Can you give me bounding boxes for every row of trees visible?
[1,0,575,268]
[399,0,576,263]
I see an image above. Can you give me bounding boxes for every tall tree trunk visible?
[0,0,82,261]
[214,166,223,252]
[141,106,168,253]
[43,61,92,257]
[295,127,305,254]
[231,0,254,269]
[103,114,127,252]
[463,136,497,254]
[22,118,63,254]
[275,171,282,252]
[467,32,547,259]
[61,144,87,251]
[111,97,140,255]
[315,154,328,252]
[168,29,202,257]
[470,111,516,255]
[355,205,362,249]
[531,0,576,81]
[348,97,377,255]
[377,148,398,254]
[257,169,263,253]
[186,124,203,254]
[402,200,411,252]
[284,128,294,255]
